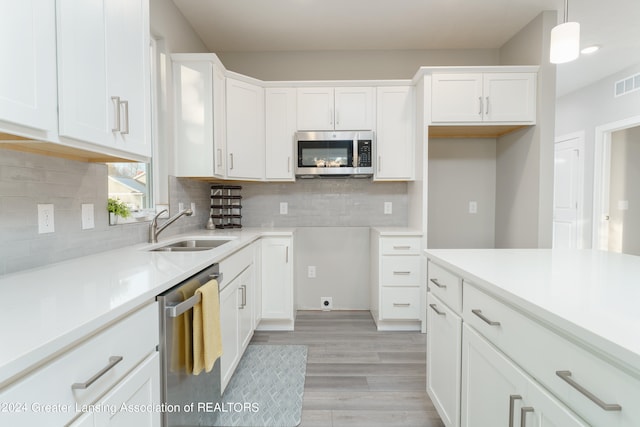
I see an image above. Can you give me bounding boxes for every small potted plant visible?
[108,198,131,225]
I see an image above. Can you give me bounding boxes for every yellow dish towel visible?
[192,279,223,375]
[170,279,200,374]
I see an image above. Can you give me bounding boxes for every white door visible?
[334,87,374,130]
[483,73,536,123]
[431,74,483,123]
[296,87,334,130]
[265,88,296,180]
[219,278,240,392]
[553,134,584,248]
[375,86,415,180]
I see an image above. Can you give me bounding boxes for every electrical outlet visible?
[321,297,333,311]
[384,201,393,215]
[38,204,55,234]
[469,201,478,214]
[81,204,95,230]
[280,202,288,215]
[178,202,184,211]
[308,266,316,278]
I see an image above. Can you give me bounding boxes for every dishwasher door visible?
[157,264,223,427]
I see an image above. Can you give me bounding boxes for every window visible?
[107,162,153,213]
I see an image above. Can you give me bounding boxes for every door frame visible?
[553,131,585,248]
[593,115,640,250]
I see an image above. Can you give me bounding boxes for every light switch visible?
[384,202,392,215]
[38,204,55,234]
[469,201,478,214]
[81,204,95,230]
[308,266,316,278]
[280,202,288,215]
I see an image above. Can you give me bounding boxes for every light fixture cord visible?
[564,0,569,23]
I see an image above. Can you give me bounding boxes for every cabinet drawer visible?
[427,261,462,313]
[380,237,421,255]
[464,284,640,427]
[381,286,420,319]
[0,303,159,426]
[381,256,420,285]
[219,243,254,290]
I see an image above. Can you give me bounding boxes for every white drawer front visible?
[464,283,640,427]
[381,256,420,285]
[381,237,421,255]
[220,243,254,290]
[381,286,420,319]
[0,303,159,426]
[427,261,462,313]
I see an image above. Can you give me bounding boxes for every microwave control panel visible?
[357,140,372,167]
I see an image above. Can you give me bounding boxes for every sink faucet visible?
[149,208,193,243]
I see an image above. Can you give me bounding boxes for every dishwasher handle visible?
[165,273,223,318]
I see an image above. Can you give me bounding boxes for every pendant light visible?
[550,0,580,64]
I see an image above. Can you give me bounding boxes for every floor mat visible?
[213,344,308,427]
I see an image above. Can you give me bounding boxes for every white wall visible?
[428,138,496,248]
[556,62,640,248]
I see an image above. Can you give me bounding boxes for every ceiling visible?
[172,0,640,96]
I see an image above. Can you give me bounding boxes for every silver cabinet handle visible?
[120,100,129,135]
[229,153,234,170]
[285,246,289,263]
[111,96,121,132]
[335,109,340,126]
[509,395,522,427]
[485,96,489,116]
[287,156,291,173]
[329,109,333,125]
[393,303,411,307]
[429,303,446,316]
[165,273,223,318]
[239,285,247,309]
[378,155,381,172]
[72,356,123,389]
[478,96,483,115]
[556,370,622,411]
[393,245,411,250]
[429,278,446,289]
[393,271,411,275]
[520,407,534,427]
[471,309,501,326]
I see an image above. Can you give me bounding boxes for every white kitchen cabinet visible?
[71,353,161,427]
[56,0,151,159]
[0,303,159,426]
[462,325,587,427]
[375,86,415,180]
[173,55,226,178]
[265,88,296,181]
[219,244,255,392]
[0,0,57,133]
[370,230,422,331]
[258,236,294,331]
[226,77,265,180]
[297,87,374,131]
[427,293,462,427]
[431,73,535,124]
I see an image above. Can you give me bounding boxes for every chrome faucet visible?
[149,208,193,243]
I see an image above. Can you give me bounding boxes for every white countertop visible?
[0,228,294,387]
[425,249,640,374]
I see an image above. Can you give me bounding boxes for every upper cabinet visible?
[0,0,57,133]
[375,86,415,181]
[57,0,151,158]
[226,77,265,180]
[173,55,226,178]
[431,72,536,124]
[265,88,296,181]
[297,87,374,131]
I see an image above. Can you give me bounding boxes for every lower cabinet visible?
[71,353,161,427]
[258,236,294,331]
[462,325,587,427]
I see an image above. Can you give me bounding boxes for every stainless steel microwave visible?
[294,131,374,178]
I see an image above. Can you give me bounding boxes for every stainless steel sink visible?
[149,238,233,252]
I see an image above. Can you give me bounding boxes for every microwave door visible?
[298,140,354,169]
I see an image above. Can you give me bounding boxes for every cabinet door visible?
[92,353,161,427]
[431,74,483,123]
[261,237,293,320]
[483,73,536,123]
[375,86,414,180]
[238,266,254,351]
[334,87,374,130]
[220,278,240,392]
[212,65,227,178]
[265,88,296,181]
[173,60,214,177]
[0,0,57,132]
[296,87,334,130]
[427,293,462,427]
[226,78,265,180]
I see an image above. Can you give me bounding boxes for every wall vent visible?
[614,72,640,97]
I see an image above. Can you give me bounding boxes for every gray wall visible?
[427,138,496,248]
[0,148,209,275]
[218,49,499,81]
[495,11,556,248]
[608,126,640,255]
[556,62,640,248]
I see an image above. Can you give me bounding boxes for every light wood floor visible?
[251,310,445,427]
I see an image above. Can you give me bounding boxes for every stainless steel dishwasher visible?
[157,263,223,427]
